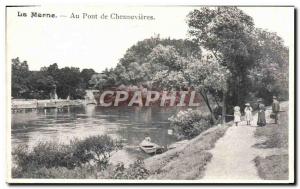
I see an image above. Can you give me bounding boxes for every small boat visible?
[85,102,97,105]
[139,140,164,155]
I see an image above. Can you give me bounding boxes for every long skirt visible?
[257,111,266,126]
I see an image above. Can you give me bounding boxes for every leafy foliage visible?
[11,58,30,98]
[186,59,230,92]
[80,69,96,88]
[187,6,289,111]
[153,70,187,90]
[89,37,201,89]
[248,29,289,103]
[169,109,213,139]
[187,7,256,108]
[72,135,122,170]
[112,160,150,179]
[187,7,255,61]
[12,59,96,99]
[12,135,122,178]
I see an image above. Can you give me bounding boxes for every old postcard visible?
[6,5,295,184]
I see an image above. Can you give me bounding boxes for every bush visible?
[112,162,126,179]
[13,143,76,171]
[12,135,122,178]
[126,159,150,179]
[71,135,122,170]
[111,159,150,180]
[169,109,213,139]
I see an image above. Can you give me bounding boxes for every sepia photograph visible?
[5,5,294,184]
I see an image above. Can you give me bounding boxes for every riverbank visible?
[144,125,230,179]
[144,101,290,181]
[11,99,83,110]
[12,123,229,179]
[253,101,289,180]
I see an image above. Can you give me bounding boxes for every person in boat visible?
[144,133,151,142]
[244,103,253,126]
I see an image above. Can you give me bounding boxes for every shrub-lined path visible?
[203,107,275,180]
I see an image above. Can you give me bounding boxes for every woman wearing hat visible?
[244,103,253,125]
[257,104,266,127]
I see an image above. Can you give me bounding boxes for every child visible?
[244,103,253,125]
[233,106,241,126]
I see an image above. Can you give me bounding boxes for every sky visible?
[7,6,294,73]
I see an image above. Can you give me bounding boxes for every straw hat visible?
[273,96,277,99]
[245,103,250,106]
[259,104,265,109]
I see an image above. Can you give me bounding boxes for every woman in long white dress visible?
[244,103,253,125]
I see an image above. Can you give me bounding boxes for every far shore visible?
[11,98,84,110]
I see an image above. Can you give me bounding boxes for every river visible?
[12,105,195,165]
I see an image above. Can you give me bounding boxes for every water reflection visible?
[12,105,211,165]
[11,105,184,151]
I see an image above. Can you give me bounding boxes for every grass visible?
[12,165,101,179]
[254,155,289,180]
[12,160,150,179]
[254,120,288,149]
[145,125,229,180]
[253,101,289,180]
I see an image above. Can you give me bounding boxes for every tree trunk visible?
[199,90,217,124]
[222,91,226,124]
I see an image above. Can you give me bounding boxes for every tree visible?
[41,64,87,99]
[149,44,230,123]
[187,7,259,120]
[248,29,289,104]
[56,67,82,99]
[150,44,188,90]
[28,71,56,99]
[11,57,30,98]
[89,73,109,91]
[187,7,289,119]
[119,36,201,67]
[112,62,150,85]
[80,69,96,89]
[153,70,187,90]
[185,58,231,122]
[90,37,202,90]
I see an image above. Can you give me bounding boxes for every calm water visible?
[12,105,191,164]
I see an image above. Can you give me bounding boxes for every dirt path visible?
[203,112,267,180]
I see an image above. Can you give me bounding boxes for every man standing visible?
[272,96,280,124]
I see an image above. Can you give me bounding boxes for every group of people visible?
[233,96,280,127]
